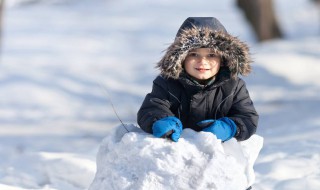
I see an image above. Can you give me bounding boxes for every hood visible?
[157,17,252,79]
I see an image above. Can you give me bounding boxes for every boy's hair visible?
[157,17,252,79]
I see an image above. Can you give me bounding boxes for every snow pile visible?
[89,124,263,190]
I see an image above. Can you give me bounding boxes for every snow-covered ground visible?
[0,0,319,189]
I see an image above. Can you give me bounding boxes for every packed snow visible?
[88,124,262,190]
[0,0,320,190]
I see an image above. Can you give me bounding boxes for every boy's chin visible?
[194,75,213,80]
[193,76,215,84]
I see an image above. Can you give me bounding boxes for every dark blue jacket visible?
[137,68,258,141]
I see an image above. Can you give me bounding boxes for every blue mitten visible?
[152,116,183,142]
[198,117,237,141]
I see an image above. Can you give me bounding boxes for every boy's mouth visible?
[195,68,210,72]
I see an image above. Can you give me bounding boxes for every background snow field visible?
[0,0,320,189]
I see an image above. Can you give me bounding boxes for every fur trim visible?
[156,27,252,79]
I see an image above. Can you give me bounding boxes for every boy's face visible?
[184,48,221,81]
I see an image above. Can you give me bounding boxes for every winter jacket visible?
[137,17,258,141]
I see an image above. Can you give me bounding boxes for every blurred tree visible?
[312,0,320,33]
[237,0,283,42]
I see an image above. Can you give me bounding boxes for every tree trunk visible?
[313,0,320,34]
[237,0,283,42]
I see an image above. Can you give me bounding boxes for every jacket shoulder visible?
[233,77,249,93]
[226,77,247,88]
[154,75,181,89]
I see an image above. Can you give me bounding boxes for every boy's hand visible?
[198,117,237,142]
[152,116,183,142]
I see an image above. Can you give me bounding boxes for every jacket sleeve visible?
[137,76,175,134]
[228,78,259,141]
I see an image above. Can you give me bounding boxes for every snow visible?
[89,124,262,190]
[0,0,320,189]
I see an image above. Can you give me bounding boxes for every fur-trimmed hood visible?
[156,17,252,79]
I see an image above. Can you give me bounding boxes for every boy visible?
[137,17,258,142]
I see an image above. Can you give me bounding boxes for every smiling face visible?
[183,48,221,81]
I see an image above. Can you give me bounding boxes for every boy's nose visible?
[199,56,209,64]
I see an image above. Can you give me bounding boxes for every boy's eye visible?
[188,52,198,57]
[208,53,217,58]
